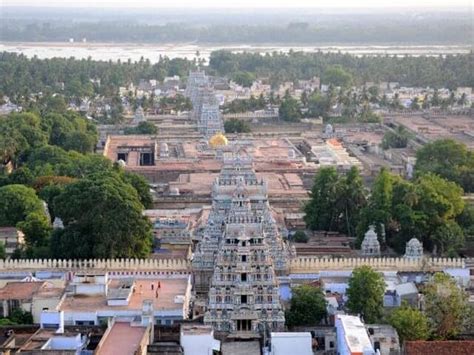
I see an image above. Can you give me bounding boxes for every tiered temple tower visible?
[185,71,224,138]
[193,155,293,334]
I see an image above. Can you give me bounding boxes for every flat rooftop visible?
[394,115,474,149]
[337,315,373,354]
[181,324,213,335]
[168,172,307,197]
[98,321,148,355]
[0,281,46,300]
[221,341,260,355]
[60,278,189,313]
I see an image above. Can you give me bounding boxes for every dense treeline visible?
[209,51,474,89]
[224,119,251,134]
[0,19,470,45]
[0,52,196,103]
[2,51,473,107]
[304,159,473,257]
[415,139,474,193]
[222,95,266,114]
[0,98,153,259]
[0,96,97,164]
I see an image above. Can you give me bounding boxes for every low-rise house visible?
[270,332,313,355]
[0,325,105,354]
[31,285,66,323]
[384,282,418,308]
[180,325,220,355]
[58,273,192,326]
[96,318,153,355]
[335,314,375,355]
[0,315,140,354]
[0,281,64,321]
[394,282,418,307]
[297,77,320,92]
[366,324,400,355]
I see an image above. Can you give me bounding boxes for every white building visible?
[180,325,220,355]
[57,272,192,326]
[270,332,313,355]
[335,315,375,355]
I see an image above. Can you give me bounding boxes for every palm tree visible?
[410,97,420,111]
[391,93,402,110]
[458,93,467,107]
[380,94,389,108]
[448,92,456,108]
[431,89,440,107]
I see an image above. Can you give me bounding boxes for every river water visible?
[0,42,471,63]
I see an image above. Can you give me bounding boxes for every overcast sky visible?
[3,0,471,8]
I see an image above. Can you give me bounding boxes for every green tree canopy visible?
[381,126,413,150]
[292,230,309,243]
[124,121,158,135]
[222,96,265,114]
[388,302,430,344]
[356,169,466,255]
[122,171,154,209]
[232,71,256,87]
[415,173,465,254]
[51,173,152,259]
[307,92,330,118]
[0,112,48,166]
[323,65,353,88]
[415,139,474,192]
[8,308,33,325]
[286,285,327,327]
[346,266,385,323]
[424,273,472,339]
[224,119,251,134]
[357,169,398,247]
[279,92,301,122]
[0,184,45,227]
[304,167,339,231]
[305,167,366,238]
[17,211,52,249]
[0,242,6,260]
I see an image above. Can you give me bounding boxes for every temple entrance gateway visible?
[236,319,252,331]
[200,155,292,335]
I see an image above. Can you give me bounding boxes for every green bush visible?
[293,230,309,243]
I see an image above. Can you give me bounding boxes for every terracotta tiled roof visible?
[0,282,46,300]
[405,341,474,355]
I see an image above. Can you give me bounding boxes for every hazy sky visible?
[3,0,471,8]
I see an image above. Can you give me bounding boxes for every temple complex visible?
[185,71,224,137]
[193,155,292,334]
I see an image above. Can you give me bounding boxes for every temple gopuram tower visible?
[193,155,292,335]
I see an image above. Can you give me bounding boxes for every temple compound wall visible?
[289,256,466,273]
[0,257,465,273]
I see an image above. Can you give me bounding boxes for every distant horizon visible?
[2,5,471,9]
[1,5,471,14]
[1,0,471,10]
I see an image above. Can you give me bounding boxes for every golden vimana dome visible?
[209,132,228,148]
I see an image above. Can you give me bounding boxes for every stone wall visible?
[289,257,466,273]
[0,258,190,271]
[0,257,467,273]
